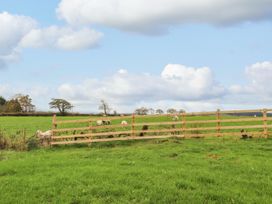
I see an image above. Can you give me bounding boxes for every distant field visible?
[0,116,88,136]
[1,138,272,203]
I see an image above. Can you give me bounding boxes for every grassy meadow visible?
[1,115,272,203]
[1,138,272,203]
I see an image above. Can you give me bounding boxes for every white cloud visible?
[0,12,103,68]
[57,0,272,34]
[0,12,37,68]
[245,61,272,92]
[20,26,103,51]
[0,84,10,97]
[3,61,272,112]
[56,62,272,113]
[225,61,272,108]
[118,69,128,74]
[57,64,226,112]
[229,61,272,95]
[161,64,223,98]
[0,84,50,99]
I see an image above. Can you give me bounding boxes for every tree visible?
[3,99,22,112]
[0,96,6,106]
[14,94,35,112]
[135,107,149,115]
[148,108,155,115]
[167,108,177,114]
[98,100,111,115]
[156,109,164,114]
[49,98,73,115]
[179,109,186,113]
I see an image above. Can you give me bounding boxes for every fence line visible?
[50,108,272,145]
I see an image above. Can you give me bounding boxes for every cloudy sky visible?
[0,0,272,113]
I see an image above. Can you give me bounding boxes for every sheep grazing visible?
[96,120,111,126]
[103,120,111,125]
[140,125,149,136]
[121,120,128,125]
[96,120,103,126]
[241,129,252,139]
[171,115,180,134]
[172,115,179,121]
[36,130,52,146]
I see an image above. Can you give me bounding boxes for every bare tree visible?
[167,108,177,114]
[148,108,155,115]
[135,107,149,115]
[49,98,73,115]
[99,100,111,115]
[156,109,164,114]
[179,109,186,113]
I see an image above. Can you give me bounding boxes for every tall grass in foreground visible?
[0,130,39,151]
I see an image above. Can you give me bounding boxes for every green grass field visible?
[1,116,272,203]
[1,138,272,203]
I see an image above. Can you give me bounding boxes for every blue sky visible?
[1,0,272,113]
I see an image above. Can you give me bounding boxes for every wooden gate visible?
[50,109,272,145]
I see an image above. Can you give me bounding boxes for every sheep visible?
[170,115,180,135]
[241,129,252,139]
[36,130,52,139]
[172,115,179,121]
[96,120,103,126]
[121,120,128,125]
[96,120,111,126]
[140,125,149,136]
[103,120,111,125]
[36,130,52,146]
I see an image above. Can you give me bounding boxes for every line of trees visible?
[0,95,74,115]
[0,95,113,116]
[0,95,35,113]
[0,94,185,116]
[134,107,185,115]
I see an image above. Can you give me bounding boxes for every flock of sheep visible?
[36,118,133,145]
[36,116,180,145]
[95,119,128,126]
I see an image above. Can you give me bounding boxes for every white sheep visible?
[36,130,52,146]
[96,120,111,126]
[172,115,179,121]
[36,130,52,139]
[96,120,103,126]
[121,120,128,125]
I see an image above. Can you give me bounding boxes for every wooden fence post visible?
[51,114,57,146]
[52,114,57,133]
[216,109,221,137]
[132,114,135,138]
[88,117,92,140]
[182,112,186,138]
[263,109,268,138]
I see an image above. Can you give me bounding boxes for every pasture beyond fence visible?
[50,109,272,145]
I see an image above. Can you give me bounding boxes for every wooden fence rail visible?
[50,108,272,145]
